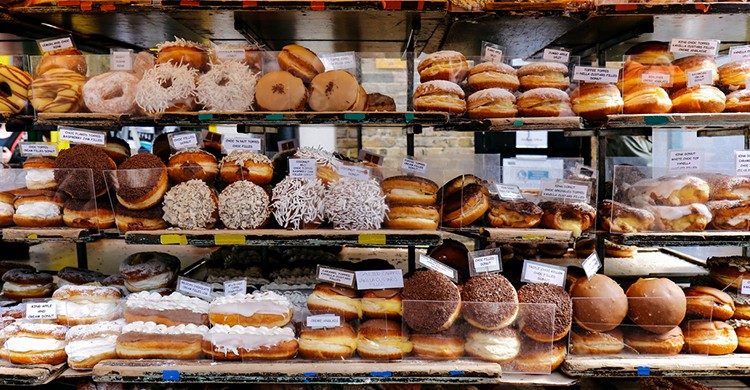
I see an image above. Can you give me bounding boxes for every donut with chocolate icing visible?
[57,267,106,286]
[2,269,54,300]
[120,252,180,292]
[54,145,116,199]
[517,283,572,342]
[116,153,168,210]
[461,273,518,330]
[402,269,461,334]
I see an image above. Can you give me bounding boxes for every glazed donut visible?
[116,153,168,210]
[83,71,139,114]
[2,268,54,300]
[119,252,181,293]
[196,61,257,111]
[36,47,87,76]
[168,148,218,184]
[0,64,32,114]
[441,183,490,228]
[30,68,86,113]
[156,38,210,72]
[209,291,293,327]
[135,62,198,113]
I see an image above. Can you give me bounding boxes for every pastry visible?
[569,274,628,332]
[365,93,396,112]
[728,319,750,352]
[464,327,520,363]
[132,51,155,79]
[708,200,750,230]
[708,175,750,201]
[467,62,519,92]
[517,62,570,91]
[517,87,574,117]
[381,175,439,206]
[356,319,413,360]
[439,174,486,201]
[730,292,750,320]
[719,61,750,91]
[670,85,726,113]
[726,89,750,112]
[684,286,734,321]
[254,71,308,111]
[23,157,56,190]
[114,204,167,232]
[486,198,543,229]
[167,148,218,184]
[417,50,469,84]
[155,38,209,72]
[271,177,326,229]
[3,323,68,365]
[115,153,168,210]
[466,88,517,119]
[162,179,219,229]
[625,41,673,65]
[54,144,116,199]
[461,273,518,330]
[64,320,124,370]
[517,283,572,342]
[101,136,131,165]
[276,44,325,83]
[627,278,687,334]
[620,60,678,92]
[135,62,198,113]
[83,71,139,114]
[413,80,466,114]
[196,61,257,111]
[202,325,298,361]
[298,322,357,360]
[650,204,712,232]
[623,84,672,114]
[402,269,461,334]
[0,193,14,227]
[627,175,710,206]
[323,177,387,230]
[116,321,208,360]
[410,324,465,360]
[2,268,53,300]
[62,197,115,229]
[219,151,273,185]
[218,181,270,229]
[441,183,490,228]
[384,205,440,230]
[52,285,122,326]
[570,328,624,355]
[31,68,86,113]
[570,83,624,119]
[599,200,655,233]
[119,252,181,293]
[539,201,596,237]
[36,47,87,76]
[308,70,364,112]
[0,64,31,114]
[514,339,566,373]
[209,291,293,327]
[124,291,209,326]
[292,146,342,185]
[12,190,63,227]
[672,55,719,90]
[604,239,637,258]
[624,326,684,355]
[361,289,402,319]
[707,257,750,291]
[682,320,738,355]
[307,283,362,321]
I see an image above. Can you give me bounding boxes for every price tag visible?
[289,159,317,179]
[277,139,298,152]
[542,48,570,63]
[307,314,341,329]
[223,279,247,296]
[481,42,503,65]
[418,254,458,282]
[38,37,74,53]
[401,158,427,175]
[223,134,262,152]
[58,128,106,146]
[641,72,671,86]
[572,66,620,84]
[215,48,246,61]
[494,183,524,201]
[177,277,213,300]
[687,69,714,87]
[516,131,548,149]
[320,52,357,71]
[19,142,57,157]
[670,38,720,56]
[581,252,601,279]
[316,265,355,287]
[668,150,704,173]
[25,301,57,320]
[736,150,750,176]
[110,49,133,71]
[358,150,384,166]
[540,181,590,202]
[169,132,199,150]
[731,45,750,61]
[742,279,750,295]
[337,164,370,180]
[520,260,567,287]
[574,163,596,178]
[468,249,502,276]
[355,270,404,290]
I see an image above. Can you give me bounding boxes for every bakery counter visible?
[606,113,750,129]
[436,116,583,132]
[563,354,750,378]
[124,229,452,247]
[611,231,750,247]
[448,227,577,244]
[0,361,66,386]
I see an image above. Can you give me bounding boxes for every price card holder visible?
[581,252,601,279]
[358,150,384,166]
[110,49,133,71]
[355,269,404,290]
[289,158,317,179]
[493,183,524,201]
[336,163,370,180]
[319,52,359,78]
[316,265,355,287]
[417,254,458,282]
[177,276,213,300]
[277,139,298,152]
[24,299,57,321]
[670,38,721,57]
[539,180,590,203]
[572,66,620,84]
[306,314,341,329]
[542,48,570,64]
[468,249,503,277]
[687,69,714,87]
[730,45,750,61]
[573,163,596,179]
[481,41,504,65]
[223,279,247,296]
[742,279,750,296]
[401,157,428,175]
[222,133,263,153]
[168,131,202,151]
[19,142,58,157]
[58,128,106,146]
[668,150,704,174]
[37,36,74,54]
[736,150,750,176]
[520,260,567,287]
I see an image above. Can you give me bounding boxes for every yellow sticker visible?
[358,234,386,245]
[522,235,546,241]
[375,58,407,70]
[160,234,187,245]
[215,234,245,245]
[27,233,38,240]
[57,140,71,150]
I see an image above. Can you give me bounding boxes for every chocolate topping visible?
[120,252,180,281]
[114,203,164,219]
[63,196,111,212]
[2,269,53,285]
[461,273,518,329]
[102,273,124,286]
[402,269,461,334]
[518,283,572,339]
[57,266,106,284]
[54,145,115,199]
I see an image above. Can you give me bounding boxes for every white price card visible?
[169,132,199,150]
[731,45,750,61]
[25,301,57,320]
[542,48,570,63]
[110,49,133,71]
[355,270,404,290]
[482,42,503,65]
[736,150,750,176]
[687,69,714,87]
[540,181,590,202]
[670,38,720,56]
[641,72,671,86]
[520,260,567,287]
[215,48,246,61]
[516,131,548,149]
[19,142,57,157]
[572,66,620,84]
[58,128,106,146]
[337,164,370,180]
[320,52,357,70]
[177,277,213,300]
[401,158,428,175]
[223,134,262,152]
[307,314,341,329]
[581,252,601,279]
[468,249,502,277]
[358,150,384,166]
[668,150,704,173]
[223,279,247,296]
[38,37,73,53]
[317,265,355,287]
[418,254,458,282]
[494,183,524,201]
[742,280,750,295]
[289,159,317,179]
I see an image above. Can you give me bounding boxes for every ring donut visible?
[135,62,198,113]
[31,68,86,113]
[83,71,139,114]
[0,64,32,114]
[196,61,257,111]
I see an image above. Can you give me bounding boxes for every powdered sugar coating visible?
[52,285,122,300]
[324,177,388,230]
[163,179,217,229]
[10,322,68,339]
[65,319,124,341]
[218,181,270,229]
[271,177,326,229]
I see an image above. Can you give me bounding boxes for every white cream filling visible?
[15,202,60,218]
[124,272,173,290]
[727,213,750,226]
[55,300,120,319]
[206,326,295,354]
[209,301,290,317]
[25,169,55,187]
[3,281,51,292]
[5,337,66,352]
[0,203,13,216]
[65,335,117,362]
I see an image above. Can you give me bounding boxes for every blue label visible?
[448,370,464,376]
[370,371,392,377]
[636,366,651,376]
[265,114,284,121]
[527,170,550,180]
[405,113,415,123]
[162,370,180,381]
[303,372,316,377]
[644,115,668,125]
[512,120,525,126]
[198,113,213,121]
[344,113,366,121]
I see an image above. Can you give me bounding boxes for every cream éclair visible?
[209,291,293,327]
[202,325,298,360]
[116,321,208,360]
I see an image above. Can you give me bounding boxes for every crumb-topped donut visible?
[83,71,139,114]
[271,177,326,229]
[402,269,461,334]
[2,268,54,300]
[116,153,168,210]
[219,151,273,185]
[196,61,257,111]
[461,273,518,330]
[0,64,32,114]
[136,62,198,113]
[163,179,219,229]
[324,177,388,230]
[156,37,209,72]
[218,181,270,229]
[54,144,116,199]
[120,252,180,293]
[518,283,572,342]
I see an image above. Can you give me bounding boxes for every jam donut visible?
[156,38,209,72]
[83,71,139,114]
[0,64,32,114]
[135,62,198,113]
[120,252,181,293]
[2,268,54,300]
[30,68,86,113]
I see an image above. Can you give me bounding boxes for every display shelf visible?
[0,227,98,243]
[607,113,750,129]
[448,227,576,244]
[124,229,449,247]
[563,354,750,378]
[612,231,750,247]
[92,359,503,384]
[0,362,66,386]
[595,2,750,15]
[436,117,583,132]
[482,0,591,17]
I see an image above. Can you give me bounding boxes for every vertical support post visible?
[357,125,363,151]
[408,246,416,273]
[76,241,88,269]
[405,13,420,158]
[596,134,608,263]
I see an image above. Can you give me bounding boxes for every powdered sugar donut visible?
[324,177,388,230]
[196,61,258,111]
[218,181,270,229]
[271,177,326,229]
[135,62,198,114]
[83,71,139,114]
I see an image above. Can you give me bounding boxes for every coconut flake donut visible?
[196,61,258,111]
[135,62,198,114]
[324,177,388,230]
[271,176,327,229]
[84,71,139,114]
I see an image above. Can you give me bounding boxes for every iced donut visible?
[30,68,86,113]
[0,64,32,114]
[196,61,257,111]
[135,62,198,113]
[83,71,139,114]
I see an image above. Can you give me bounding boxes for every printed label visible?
[58,128,106,146]
[731,45,750,61]
[223,134,262,152]
[471,255,501,274]
[223,279,247,296]
[516,131,548,149]
[19,142,57,157]
[641,72,671,86]
[482,42,503,65]
[687,69,714,87]
[25,301,57,320]
[540,181,589,202]
[401,158,428,175]
[169,132,199,150]
[337,164,370,180]
[215,49,246,61]
[317,265,355,287]
[742,280,750,295]
[582,252,601,278]
[39,37,74,53]
[355,270,404,290]
[670,39,720,56]
[494,183,524,201]
[177,277,213,300]
[572,66,620,84]
[668,150,703,173]
[289,159,317,179]
[110,49,133,71]
[520,260,567,287]
[277,139,298,152]
[542,48,570,63]
[358,150,384,166]
[307,314,341,329]
[418,254,458,282]
[736,150,750,176]
[320,52,357,70]
[574,163,596,178]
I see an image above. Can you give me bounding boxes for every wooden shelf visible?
[1,227,97,243]
[436,117,583,132]
[563,354,750,378]
[613,231,750,247]
[0,362,65,386]
[607,113,750,129]
[595,2,750,16]
[448,227,577,244]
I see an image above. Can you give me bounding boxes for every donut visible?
[30,68,86,113]
[4,323,68,365]
[218,181,270,229]
[162,179,219,229]
[0,262,34,280]
[114,203,167,232]
[103,136,131,165]
[254,71,307,111]
[83,71,139,114]
[52,285,123,325]
[277,44,325,83]
[63,197,115,229]
[517,283,573,342]
[125,291,209,326]
[120,252,181,292]
[323,177,388,230]
[402,269,461,334]
[465,327,520,363]
[23,157,57,190]
[361,288,402,319]
[135,62,198,113]
[417,50,469,84]
[2,268,54,300]
[155,38,209,72]
[116,321,208,360]
[570,328,624,355]
[13,190,63,227]
[57,267,106,286]
[0,64,32,114]
[356,319,413,360]
[196,61,257,111]
[298,323,358,360]
[116,153,168,210]
[307,283,362,321]
[54,144,116,199]
[514,339,567,373]
[202,324,298,361]
[36,47,87,76]
[167,148,218,184]
[441,183,490,228]
[308,70,362,112]
[0,193,12,227]
[410,324,465,360]
[132,51,155,79]
[271,177,327,229]
[219,151,273,185]
[461,273,519,330]
[65,320,124,369]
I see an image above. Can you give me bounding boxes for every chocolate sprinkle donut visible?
[461,273,519,329]
[2,269,53,285]
[116,153,166,202]
[402,269,461,334]
[518,283,572,342]
[54,145,116,199]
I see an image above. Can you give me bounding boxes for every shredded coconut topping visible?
[271,177,326,229]
[218,181,270,229]
[157,37,207,52]
[295,146,338,167]
[136,62,198,113]
[220,150,271,169]
[323,177,388,230]
[196,61,258,111]
[163,179,217,229]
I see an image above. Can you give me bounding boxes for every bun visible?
[570,274,628,332]
[626,278,686,334]
[413,80,466,114]
[517,88,573,117]
[277,44,325,83]
[623,84,672,114]
[468,62,519,91]
[466,88,517,119]
[670,85,726,113]
[570,83,623,119]
[418,50,469,84]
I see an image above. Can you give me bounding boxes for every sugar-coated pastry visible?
[308,70,365,112]
[323,177,387,230]
[23,157,57,190]
[570,274,628,332]
[119,252,180,293]
[254,71,308,111]
[361,288,402,319]
[539,201,596,237]
[418,50,469,84]
[517,88,574,117]
[54,144,116,199]
[599,200,656,233]
[570,83,624,119]
[464,327,520,363]
[293,146,342,185]
[486,198,542,229]
[167,148,218,184]
[726,89,750,112]
[63,197,115,229]
[671,55,719,90]
[707,257,750,291]
[623,84,672,114]
[202,325,298,361]
[3,323,68,365]
[627,175,710,206]
[402,269,461,334]
[518,283,572,342]
[517,62,570,91]
[468,62,519,92]
[384,205,440,230]
[670,85,726,113]
[439,174,487,202]
[219,151,273,186]
[218,181,270,229]
[719,61,750,91]
[356,319,413,360]
[277,44,325,83]
[116,153,168,210]
[124,291,209,326]
[730,293,750,320]
[114,204,167,232]
[709,175,750,201]
[466,88,517,119]
[271,177,326,230]
[441,183,490,228]
[116,321,208,360]
[12,190,63,228]
[209,291,293,327]
[162,179,219,229]
[625,41,673,66]
[514,339,567,373]
[298,322,357,360]
[133,51,155,79]
[381,175,439,206]
[307,283,362,321]
[624,326,684,355]
[570,328,624,355]
[682,320,738,355]
[727,319,750,352]
[413,80,466,114]
[620,60,679,92]
[65,320,124,370]
[650,204,712,232]
[52,285,122,326]
[461,273,518,330]
[410,324,465,360]
[84,72,139,115]
[627,278,686,334]
[684,286,734,321]
[708,200,750,230]
[2,268,53,300]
